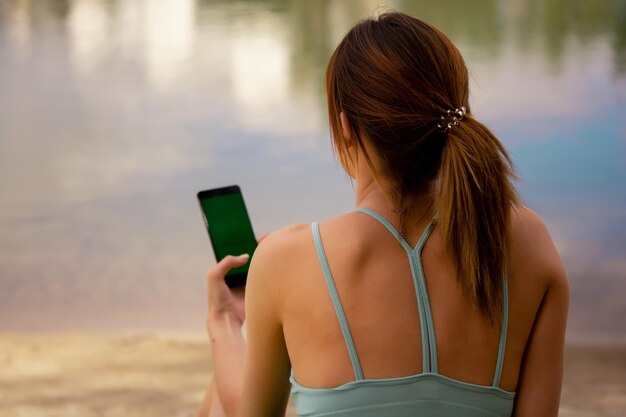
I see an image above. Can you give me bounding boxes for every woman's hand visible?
[207,253,250,324]
[206,254,249,331]
[206,235,267,334]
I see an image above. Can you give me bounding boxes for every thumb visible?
[208,254,250,282]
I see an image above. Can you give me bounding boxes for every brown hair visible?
[326,12,519,326]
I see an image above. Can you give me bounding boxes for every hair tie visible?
[437,106,466,133]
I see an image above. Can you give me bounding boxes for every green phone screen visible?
[199,188,257,278]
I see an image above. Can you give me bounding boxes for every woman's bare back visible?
[275,205,566,402]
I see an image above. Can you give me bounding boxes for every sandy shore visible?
[0,333,624,417]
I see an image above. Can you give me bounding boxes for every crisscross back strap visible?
[311,222,364,380]
[352,207,436,373]
[492,270,509,387]
[315,208,510,387]
[352,208,414,252]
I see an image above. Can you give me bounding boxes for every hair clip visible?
[437,106,466,133]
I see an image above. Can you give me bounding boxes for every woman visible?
[196,12,569,417]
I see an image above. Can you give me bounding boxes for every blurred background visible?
[2,0,625,340]
[0,0,625,416]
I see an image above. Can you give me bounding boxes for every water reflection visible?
[0,0,624,340]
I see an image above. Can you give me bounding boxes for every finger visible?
[257,233,269,243]
[207,254,250,283]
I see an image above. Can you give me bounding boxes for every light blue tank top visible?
[289,207,515,417]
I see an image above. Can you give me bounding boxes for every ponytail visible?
[436,115,519,326]
[325,12,520,327]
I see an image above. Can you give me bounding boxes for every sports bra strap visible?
[311,222,364,380]
[413,240,439,374]
[492,270,509,387]
[352,207,435,373]
[312,210,509,387]
[352,208,414,252]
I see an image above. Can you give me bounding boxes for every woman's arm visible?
[512,211,570,417]
[205,255,249,417]
[205,232,293,417]
[236,234,292,417]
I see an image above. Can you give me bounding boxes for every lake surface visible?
[0,0,625,341]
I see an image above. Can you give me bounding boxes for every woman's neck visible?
[350,140,437,233]
[354,176,437,232]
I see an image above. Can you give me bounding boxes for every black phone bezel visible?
[197,185,242,200]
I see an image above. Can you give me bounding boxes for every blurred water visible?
[0,0,625,340]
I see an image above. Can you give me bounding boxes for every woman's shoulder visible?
[248,213,357,282]
[250,223,312,270]
[245,223,313,310]
[509,205,568,291]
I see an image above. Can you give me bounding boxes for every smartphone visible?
[197,185,258,287]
